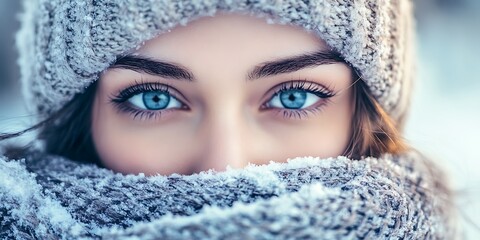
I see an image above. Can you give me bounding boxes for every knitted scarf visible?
[0,151,454,239]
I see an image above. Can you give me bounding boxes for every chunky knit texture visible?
[16,0,414,123]
[0,151,455,239]
[0,152,454,239]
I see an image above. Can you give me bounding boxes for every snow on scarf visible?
[0,151,454,239]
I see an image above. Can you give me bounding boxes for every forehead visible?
[135,13,329,71]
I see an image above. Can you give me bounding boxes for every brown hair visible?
[343,72,408,159]
[2,69,407,163]
[1,81,103,165]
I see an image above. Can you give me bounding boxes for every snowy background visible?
[1,0,479,238]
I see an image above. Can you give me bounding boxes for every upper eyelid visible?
[111,81,190,105]
[266,80,335,97]
[111,80,333,109]
[258,80,335,109]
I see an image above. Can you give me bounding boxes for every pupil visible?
[280,90,306,109]
[143,91,170,110]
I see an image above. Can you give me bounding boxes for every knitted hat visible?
[16,0,414,126]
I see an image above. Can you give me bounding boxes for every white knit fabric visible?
[0,151,456,239]
[16,0,414,123]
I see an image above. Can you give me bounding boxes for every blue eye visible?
[128,91,182,110]
[267,89,321,109]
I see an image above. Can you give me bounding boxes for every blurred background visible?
[1,0,479,238]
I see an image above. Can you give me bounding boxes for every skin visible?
[92,13,354,176]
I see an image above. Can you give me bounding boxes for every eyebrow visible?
[110,49,345,82]
[247,50,345,80]
[110,55,195,81]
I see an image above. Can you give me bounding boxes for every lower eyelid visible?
[114,103,177,121]
[268,98,331,119]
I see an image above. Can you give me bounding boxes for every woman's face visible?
[92,13,354,176]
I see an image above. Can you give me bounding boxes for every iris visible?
[280,90,307,109]
[142,91,170,110]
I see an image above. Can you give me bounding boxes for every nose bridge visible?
[197,105,249,172]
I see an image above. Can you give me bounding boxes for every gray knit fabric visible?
[0,151,455,239]
[16,0,414,123]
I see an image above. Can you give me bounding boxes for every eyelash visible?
[109,80,335,121]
